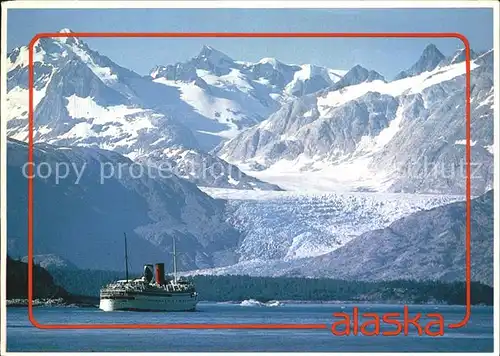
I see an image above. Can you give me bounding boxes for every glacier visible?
[186,189,492,286]
[200,188,463,262]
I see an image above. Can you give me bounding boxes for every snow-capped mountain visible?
[217,45,494,195]
[5,33,494,281]
[329,64,386,90]
[6,29,285,190]
[149,45,347,146]
[7,138,241,271]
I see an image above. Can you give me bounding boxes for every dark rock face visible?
[6,255,69,299]
[7,138,241,272]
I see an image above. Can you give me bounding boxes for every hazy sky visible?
[6,8,494,79]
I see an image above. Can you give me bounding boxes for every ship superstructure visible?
[99,235,198,312]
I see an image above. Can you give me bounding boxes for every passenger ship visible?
[99,235,198,312]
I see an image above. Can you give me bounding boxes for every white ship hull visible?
[99,293,198,312]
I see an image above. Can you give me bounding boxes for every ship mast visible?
[124,232,129,282]
[172,237,177,283]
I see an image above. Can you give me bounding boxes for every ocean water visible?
[7,303,493,352]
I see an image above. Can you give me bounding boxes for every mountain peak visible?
[422,43,442,55]
[196,45,233,63]
[350,64,367,72]
[200,44,214,52]
[415,43,445,71]
[52,28,83,46]
[329,64,385,91]
[394,43,445,80]
[257,57,282,67]
[345,64,384,82]
[432,47,480,68]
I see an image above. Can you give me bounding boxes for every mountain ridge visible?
[5,35,494,282]
[7,33,284,190]
[217,45,494,195]
[7,137,242,271]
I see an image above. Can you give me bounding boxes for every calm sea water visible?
[7,303,493,352]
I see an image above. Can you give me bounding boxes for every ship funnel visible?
[155,263,165,285]
[143,264,154,283]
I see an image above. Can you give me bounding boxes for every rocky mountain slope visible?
[150,46,347,145]
[6,29,347,191]
[8,32,491,195]
[305,189,494,286]
[6,30,293,190]
[5,33,494,281]
[217,45,494,195]
[7,138,241,271]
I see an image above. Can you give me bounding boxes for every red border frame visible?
[27,32,472,330]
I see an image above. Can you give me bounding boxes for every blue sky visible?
[7,8,494,78]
